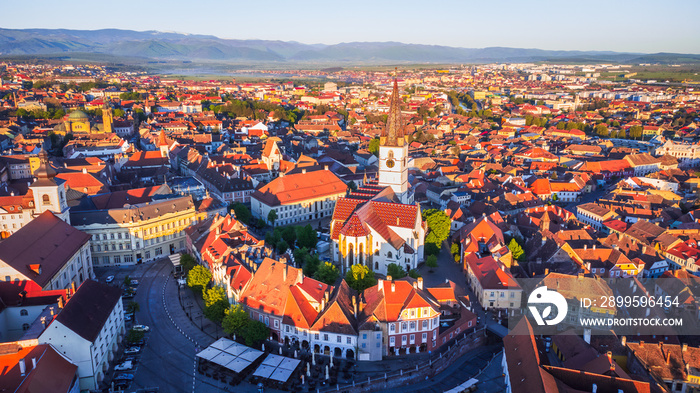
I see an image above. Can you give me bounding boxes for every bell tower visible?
[29,149,70,223]
[377,72,411,203]
[102,105,113,134]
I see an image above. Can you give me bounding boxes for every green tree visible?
[180,253,197,273]
[276,239,289,254]
[113,108,125,118]
[408,269,421,279]
[296,225,318,250]
[126,301,140,315]
[508,238,526,262]
[386,263,407,279]
[228,203,251,224]
[203,286,229,323]
[368,138,380,157]
[187,265,212,293]
[345,264,376,292]
[595,123,609,137]
[281,227,297,248]
[124,275,132,287]
[126,329,145,344]
[423,209,451,244]
[242,320,269,347]
[222,304,249,336]
[450,243,460,257]
[629,125,643,139]
[315,262,340,285]
[267,210,278,226]
[426,254,438,272]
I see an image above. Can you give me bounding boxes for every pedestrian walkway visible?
[166,275,218,349]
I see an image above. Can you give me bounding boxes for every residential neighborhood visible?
[0,57,700,393]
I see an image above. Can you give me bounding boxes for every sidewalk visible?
[168,276,218,349]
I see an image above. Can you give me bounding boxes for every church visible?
[330,78,425,275]
[53,106,115,135]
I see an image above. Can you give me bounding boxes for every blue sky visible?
[4,0,700,53]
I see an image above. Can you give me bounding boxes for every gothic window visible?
[387,251,392,259]
[20,309,28,316]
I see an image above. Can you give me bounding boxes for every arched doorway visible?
[346,349,354,359]
[334,347,342,357]
[284,337,290,346]
[419,343,427,353]
[302,340,309,350]
[347,244,354,266]
[323,346,330,355]
[375,262,379,270]
[314,344,321,353]
[359,244,364,265]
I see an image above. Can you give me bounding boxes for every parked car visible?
[130,279,139,286]
[115,361,133,371]
[106,275,115,283]
[120,356,138,364]
[114,373,134,381]
[113,382,130,391]
[124,347,141,355]
[133,325,150,332]
[544,336,552,352]
[125,314,133,322]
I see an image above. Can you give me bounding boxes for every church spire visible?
[383,68,404,147]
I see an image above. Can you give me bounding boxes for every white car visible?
[124,314,133,321]
[124,347,141,355]
[115,361,133,371]
[106,276,115,283]
[133,325,150,332]
[130,279,139,286]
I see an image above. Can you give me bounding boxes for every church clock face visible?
[386,159,395,168]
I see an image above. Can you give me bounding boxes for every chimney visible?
[412,281,417,290]
[71,281,76,295]
[665,350,671,365]
[31,357,36,370]
[417,277,423,290]
[621,336,627,346]
[58,297,63,309]
[19,359,26,376]
[378,278,383,289]
[544,268,549,275]
[607,351,614,371]
[302,168,306,174]
[593,245,596,250]
[640,341,644,347]
[391,282,395,293]
[353,296,358,317]
[386,275,393,282]
[283,264,287,281]
[50,306,54,316]
[321,297,325,310]
[324,165,329,171]
[584,244,587,250]
[683,343,688,352]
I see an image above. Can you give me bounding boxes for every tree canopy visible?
[386,263,407,279]
[203,286,229,323]
[345,264,376,292]
[187,265,212,293]
[315,262,340,285]
[508,238,526,262]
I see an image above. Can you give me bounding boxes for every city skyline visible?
[2,0,700,54]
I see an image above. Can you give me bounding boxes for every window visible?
[324,334,329,341]
[20,309,28,316]
[401,322,407,332]
[22,323,30,331]
[422,333,427,341]
[42,194,50,205]
[337,336,341,343]
[274,320,279,328]
[145,251,151,259]
[389,337,395,346]
[124,255,133,263]
[114,255,121,264]
[410,321,416,330]
[422,320,428,330]
[315,333,319,340]
[362,333,367,340]
[402,335,407,344]
[347,337,351,344]
[155,247,163,256]
[265,317,269,326]
[102,256,110,264]
[110,233,115,240]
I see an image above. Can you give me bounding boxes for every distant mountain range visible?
[1,28,699,65]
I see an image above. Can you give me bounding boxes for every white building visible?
[39,279,124,391]
[0,210,93,291]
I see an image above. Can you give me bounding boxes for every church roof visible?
[67,110,88,120]
[383,75,404,147]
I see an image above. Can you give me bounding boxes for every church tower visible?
[102,105,113,134]
[29,149,70,223]
[378,74,412,204]
[158,130,169,158]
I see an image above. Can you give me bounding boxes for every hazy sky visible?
[4,0,700,53]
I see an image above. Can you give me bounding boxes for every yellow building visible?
[53,108,114,135]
